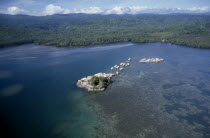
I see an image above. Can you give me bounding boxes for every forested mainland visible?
[0,13,210,48]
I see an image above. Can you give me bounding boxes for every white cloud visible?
[105,6,151,14]
[128,6,150,14]
[104,6,210,14]
[187,7,210,12]
[43,4,70,15]
[1,5,210,16]
[74,7,103,14]
[7,6,26,15]
[106,6,127,14]
[74,6,153,15]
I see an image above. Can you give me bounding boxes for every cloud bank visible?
[74,7,104,14]
[43,4,70,15]
[7,6,26,15]
[2,4,210,16]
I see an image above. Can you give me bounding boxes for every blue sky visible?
[0,0,210,15]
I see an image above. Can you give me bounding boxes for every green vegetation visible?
[0,14,210,48]
[90,76,111,88]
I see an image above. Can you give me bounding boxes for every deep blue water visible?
[0,43,210,138]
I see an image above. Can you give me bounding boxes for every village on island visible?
[77,58,164,92]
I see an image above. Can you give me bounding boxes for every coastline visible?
[1,41,210,49]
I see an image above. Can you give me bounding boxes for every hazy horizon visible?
[0,0,210,16]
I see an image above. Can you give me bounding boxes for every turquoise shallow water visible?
[0,43,210,137]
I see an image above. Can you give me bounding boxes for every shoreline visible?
[1,41,210,49]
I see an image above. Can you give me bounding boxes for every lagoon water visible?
[0,43,210,138]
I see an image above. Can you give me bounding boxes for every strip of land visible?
[0,14,210,48]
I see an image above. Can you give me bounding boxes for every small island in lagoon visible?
[77,73,115,91]
[77,58,132,91]
[140,58,164,63]
[77,57,164,91]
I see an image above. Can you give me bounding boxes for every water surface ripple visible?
[0,43,210,138]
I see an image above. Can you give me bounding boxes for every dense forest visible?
[0,13,210,48]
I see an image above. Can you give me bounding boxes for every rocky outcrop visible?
[119,62,130,67]
[139,58,164,63]
[77,73,115,92]
[77,58,132,92]
[110,58,131,75]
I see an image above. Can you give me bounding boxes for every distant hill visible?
[0,13,210,48]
